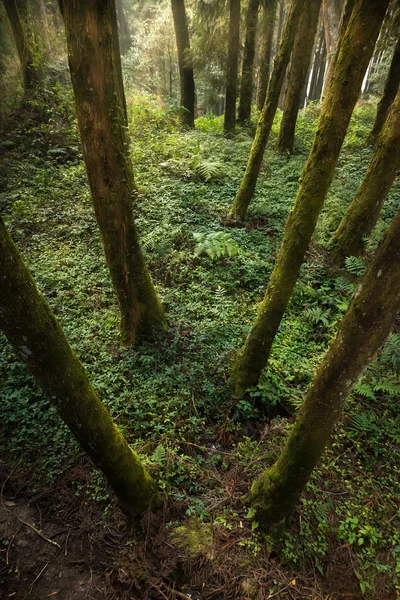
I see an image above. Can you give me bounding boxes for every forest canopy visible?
[0,0,400,598]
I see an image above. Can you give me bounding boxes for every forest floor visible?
[0,85,400,599]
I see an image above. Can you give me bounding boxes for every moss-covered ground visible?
[0,88,399,599]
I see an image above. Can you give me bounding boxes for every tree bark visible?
[60,0,166,345]
[277,0,322,153]
[322,0,343,79]
[308,22,325,101]
[322,0,356,95]
[116,0,131,55]
[256,0,278,111]
[3,0,39,91]
[171,0,195,128]
[249,206,400,536]
[231,0,389,395]
[368,35,400,141]
[330,91,400,263]
[224,0,241,134]
[0,218,158,517]
[230,0,306,220]
[237,0,261,125]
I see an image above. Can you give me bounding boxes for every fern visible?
[305,306,332,327]
[194,159,223,182]
[348,412,378,436]
[380,333,400,374]
[353,381,376,400]
[193,231,242,260]
[344,256,366,277]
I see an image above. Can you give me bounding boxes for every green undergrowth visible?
[0,88,399,598]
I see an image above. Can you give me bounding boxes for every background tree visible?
[231,0,390,394]
[237,0,260,125]
[171,0,195,127]
[249,206,400,536]
[256,0,278,111]
[276,0,322,153]
[230,0,306,220]
[60,0,166,345]
[224,0,240,134]
[0,218,158,518]
[321,0,343,82]
[330,90,400,264]
[2,0,39,91]
[307,21,326,102]
[116,0,132,55]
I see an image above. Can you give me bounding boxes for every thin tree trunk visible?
[277,0,322,153]
[230,0,306,220]
[256,0,278,111]
[330,91,400,263]
[116,0,131,55]
[368,35,400,141]
[3,0,39,91]
[308,22,325,101]
[313,38,327,99]
[231,0,389,395]
[322,0,343,79]
[249,207,400,536]
[322,0,356,95]
[275,0,285,55]
[171,0,195,128]
[0,218,158,517]
[224,0,241,134]
[237,0,261,125]
[60,0,166,345]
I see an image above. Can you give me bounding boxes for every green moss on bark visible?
[230,0,306,220]
[3,0,39,91]
[0,218,159,517]
[256,1,277,112]
[171,0,195,128]
[250,206,400,535]
[330,91,400,264]
[61,0,166,345]
[231,0,390,394]
[237,0,260,126]
[224,0,240,135]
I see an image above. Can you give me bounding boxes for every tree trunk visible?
[330,91,400,263]
[0,218,158,517]
[237,0,261,125]
[308,22,325,101]
[224,0,241,135]
[60,0,166,345]
[322,0,343,79]
[322,0,356,95]
[230,0,306,220]
[275,0,285,56]
[256,0,278,111]
[368,35,400,141]
[116,0,131,55]
[171,0,195,128]
[249,206,400,536]
[277,0,322,153]
[231,0,389,395]
[3,0,39,91]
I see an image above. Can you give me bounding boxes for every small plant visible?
[193,231,243,260]
[305,306,332,327]
[344,256,366,277]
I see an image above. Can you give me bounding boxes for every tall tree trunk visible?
[322,0,356,95]
[60,0,166,345]
[277,0,322,153]
[224,0,241,134]
[322,0,344,79]
[3,0,39,91]
[0,218,158,517]
[368,35,400,140]
[330,91,400,263]
[249,207,400,536]
[230,0,306,220]
[274,0,285,55]
[116,0,131,55]
[237,0,261,125]
[171,0,195,128]
[308,22,325,101]
[231,0,389,395]
[256,0,278,111]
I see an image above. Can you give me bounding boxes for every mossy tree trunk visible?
[224,0,241,135]
[322,0,343,78]
[3,0,39,91]
[230,0,306,220]
[249,207,400,536]
[231,0,389,395]
[277,0,322,153]
[237,0,261,125]
[368,35,400,141]
[256,0,278,111]
[330,91,400,263]
[171,0,195,128]
[0,218,158,517]
[60,0,166,346]
[322,0,356,96]
[116,0,131,55]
